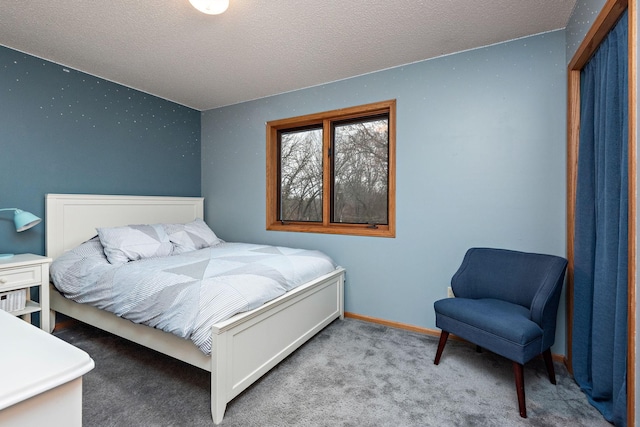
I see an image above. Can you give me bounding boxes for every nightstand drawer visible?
[0,266,42,291]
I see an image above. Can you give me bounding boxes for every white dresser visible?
[0,310,94,426]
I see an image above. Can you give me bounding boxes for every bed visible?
[45,193,345,424]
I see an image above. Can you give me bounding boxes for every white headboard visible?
[45,194,204,259]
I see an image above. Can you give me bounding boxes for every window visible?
[266,100,395,237]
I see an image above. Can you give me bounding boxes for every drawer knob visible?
[0,278,6,284]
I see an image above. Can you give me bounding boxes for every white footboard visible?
[209,267,344,424]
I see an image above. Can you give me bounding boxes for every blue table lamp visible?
[0,208,42,259]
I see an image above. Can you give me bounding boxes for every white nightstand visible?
[0,254,52,332]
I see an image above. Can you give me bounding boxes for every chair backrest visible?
[451,248,568,336]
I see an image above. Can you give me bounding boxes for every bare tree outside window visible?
[280,127,323,222]
[333,117,389,225]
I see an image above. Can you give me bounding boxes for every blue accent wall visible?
[201,31,569,354]
[0,46,201,256]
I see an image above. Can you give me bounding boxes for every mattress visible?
[50,238,337,354]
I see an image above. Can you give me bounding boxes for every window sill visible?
[267,222,395,238]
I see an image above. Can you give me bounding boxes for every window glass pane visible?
[279,127,323,222]
[333,116,388,224]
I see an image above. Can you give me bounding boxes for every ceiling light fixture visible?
[189,0,229,15]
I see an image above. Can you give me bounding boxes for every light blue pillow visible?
[97,224,173,265]
[163,218,221,254]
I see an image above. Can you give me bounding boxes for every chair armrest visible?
[529,258,567,348]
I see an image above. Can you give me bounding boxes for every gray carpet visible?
[53,319,610,426]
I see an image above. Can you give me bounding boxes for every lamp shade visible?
[0,208,41,259]
[189,0,229,15]
[13,209,41,232]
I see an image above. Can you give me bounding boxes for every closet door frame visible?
[567,0,637,424]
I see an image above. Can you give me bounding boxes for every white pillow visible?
[163,218,221,254]
[97,224,173,265]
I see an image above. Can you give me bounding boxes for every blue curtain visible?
[573,10,628,426]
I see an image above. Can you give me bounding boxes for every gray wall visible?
[0,46,201,256]
[201,30,569,354]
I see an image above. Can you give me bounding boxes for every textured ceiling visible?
[0,0,577,111]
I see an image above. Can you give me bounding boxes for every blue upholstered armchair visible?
[433,248,568,418]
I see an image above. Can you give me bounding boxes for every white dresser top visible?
[0,310,94,410]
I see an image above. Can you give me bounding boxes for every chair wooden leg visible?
[434,331,449,365]
[542,349,556,384]
[512,362,527,418]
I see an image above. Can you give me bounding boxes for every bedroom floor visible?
[54,318,609,426]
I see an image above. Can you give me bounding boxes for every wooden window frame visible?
[266,100,396,237]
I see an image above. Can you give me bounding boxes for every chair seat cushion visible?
[434,298,544,363]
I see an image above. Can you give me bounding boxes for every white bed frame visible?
[45,193,345,424]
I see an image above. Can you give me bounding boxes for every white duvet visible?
[50,239,337,354]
